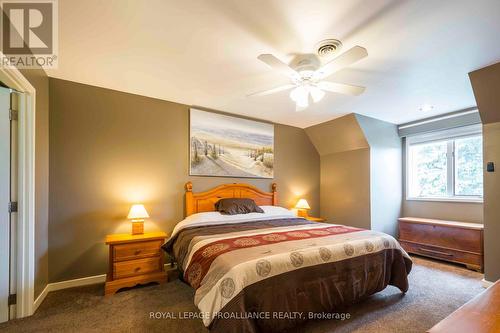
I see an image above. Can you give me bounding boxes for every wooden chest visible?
[104,232,167,295]
[398,217,484,271]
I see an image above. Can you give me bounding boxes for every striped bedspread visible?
[163,215,412,331]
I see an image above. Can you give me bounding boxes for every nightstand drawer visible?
[113,257,160,279]
[105,232,167,295]
[113,240,162,262]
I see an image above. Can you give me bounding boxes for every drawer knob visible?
[134,250,142,255]
[134,267,141,272]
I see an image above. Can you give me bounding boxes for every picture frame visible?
[189,108,274,179]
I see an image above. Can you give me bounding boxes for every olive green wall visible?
[48,78,320,282]
[319,148,371,229]
[482,122,500,282]
[306,114,371,229]
[402,200,483,223]
[305,113,402,236]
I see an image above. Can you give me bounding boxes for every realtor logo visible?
[0,0,58,68]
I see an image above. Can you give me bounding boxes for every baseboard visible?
[47,274,107,292]
[33,285,50,313]
[32,267,177,313]
[481,278,494,288]
[31,274,106,314]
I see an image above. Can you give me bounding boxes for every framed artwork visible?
[189,108,274,178]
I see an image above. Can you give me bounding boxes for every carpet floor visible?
[0,256,483,333]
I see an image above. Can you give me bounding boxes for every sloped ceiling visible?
[304,114,368,155]
[469,61,500,124]
[47,0,500,127]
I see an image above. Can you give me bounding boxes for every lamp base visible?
[131,221,144,235]
[297,209,308,218]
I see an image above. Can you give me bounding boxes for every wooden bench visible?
[428,280,500,333]
[398,217,484,271]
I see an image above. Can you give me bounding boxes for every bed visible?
[162,182,412,332]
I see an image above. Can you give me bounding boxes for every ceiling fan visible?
[249,45,368,111]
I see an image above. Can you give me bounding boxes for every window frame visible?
[405,124,483,203]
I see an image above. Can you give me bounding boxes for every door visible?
[0,86,13,322]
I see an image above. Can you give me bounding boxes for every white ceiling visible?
[47,0,500,128]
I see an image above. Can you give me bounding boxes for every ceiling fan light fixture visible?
[310,86,325,103]
[296,98,309,109]
[298,69,315,79]
[253,45,368,111]
[290,86,309,106]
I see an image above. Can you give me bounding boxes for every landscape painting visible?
[189,109,274,178]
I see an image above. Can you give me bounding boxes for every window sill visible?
[406,197,483,204]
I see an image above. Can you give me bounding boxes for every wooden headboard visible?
[185,182,278,216]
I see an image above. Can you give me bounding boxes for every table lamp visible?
[295,199,311,218]
[127,204,149,235]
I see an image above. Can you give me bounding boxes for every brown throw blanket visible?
[163,217,412,332]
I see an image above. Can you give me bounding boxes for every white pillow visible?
[260,205,296,217]
[170,205,296,238]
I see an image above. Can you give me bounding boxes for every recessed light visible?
[418,104,434,112]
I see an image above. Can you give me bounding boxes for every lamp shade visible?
[127,204,149,221]
[295,199,311,210]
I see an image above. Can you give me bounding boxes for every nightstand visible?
[304,216,326,222]
[104,231,167,296]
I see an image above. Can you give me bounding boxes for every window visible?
[407,125,483,201]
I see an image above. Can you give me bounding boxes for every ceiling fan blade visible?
[317,81,366,96]
[315,46,368,79]
[247,84,295,97]
[257,54,300,79]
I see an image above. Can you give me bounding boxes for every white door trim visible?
[0,54,36,318]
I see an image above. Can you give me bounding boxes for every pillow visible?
[215,198,264,215]
[260,205,296,217]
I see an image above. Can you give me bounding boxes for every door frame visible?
[0,53,36,318]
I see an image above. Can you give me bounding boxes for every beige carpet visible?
[0,256,483,333]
